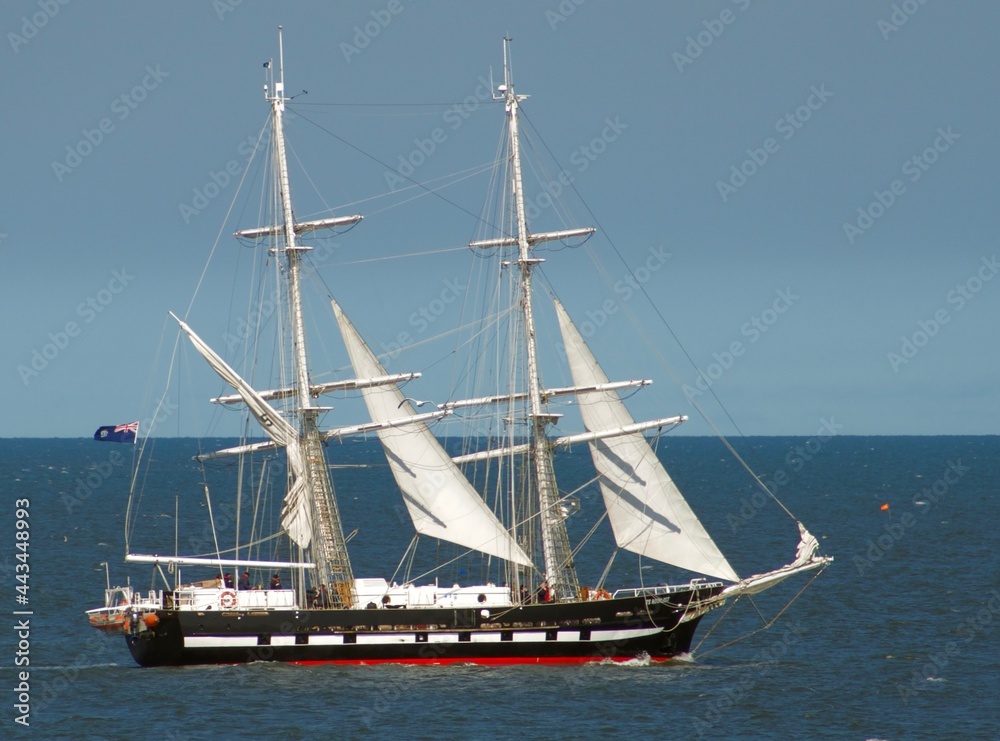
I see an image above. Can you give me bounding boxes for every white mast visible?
[494,39,582,601]
[266,26,355,607]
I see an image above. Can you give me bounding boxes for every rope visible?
[692,562,830,659]
[519,109,803,526]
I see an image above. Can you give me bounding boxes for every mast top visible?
[265,26,287,107]
[277,25,285,93]
[496,37,528,105]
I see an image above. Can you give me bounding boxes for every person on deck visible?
[270,573,282,590]
[535,581,550,603]
[223,573,234,588]
[238,572,250,590]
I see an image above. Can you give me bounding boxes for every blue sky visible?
[3,1,998,438]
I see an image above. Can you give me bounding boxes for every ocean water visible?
[2,436,998,739]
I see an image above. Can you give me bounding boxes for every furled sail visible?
[721,522,831,597]
[331,299,534,568]
[171,313,314,548]
[552,299,739,582]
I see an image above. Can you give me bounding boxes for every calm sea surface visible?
[2,436,998,739]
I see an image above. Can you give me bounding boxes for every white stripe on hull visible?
[182,626,661,650]
[184,636,258,648]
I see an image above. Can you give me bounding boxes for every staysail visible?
[331,299,534,568]
[552,299,740,582]
[171,313,314,548]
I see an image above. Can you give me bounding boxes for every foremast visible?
[496,40,579,601]
[268,27,354,607]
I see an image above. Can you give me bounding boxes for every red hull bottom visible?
[289,654,676,667]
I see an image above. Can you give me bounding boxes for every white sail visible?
[171,313,314,548]
[553,299,740,582]
[331,299,534,568]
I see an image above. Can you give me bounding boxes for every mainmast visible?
[496,39,582,601]
[266,27,355,607]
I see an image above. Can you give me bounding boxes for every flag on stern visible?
[94,422,138,443]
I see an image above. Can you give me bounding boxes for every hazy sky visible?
[3,1,998,437]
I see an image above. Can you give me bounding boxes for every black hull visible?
[125,585,722,667]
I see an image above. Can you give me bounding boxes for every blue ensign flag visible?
[94,422,138,443]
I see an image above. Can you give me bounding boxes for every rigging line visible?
[361,164,500,219]
[596,548,619,592]
[288,106,505,233]
[388,536,420,587]
[327,244,470,266]
[203,485,225,577]
[306,257,512,377]
[520,109,799,522]
[519,126,584,235]
[183,113,271,322]
[126,312,181,549]
[692,563,830,659]
[233,122,270,237]
[292,101,465,108]
[402,543,532,588]
[189,530,287,559]
[404,536,420,585]
[286,138,338,220]
[288,138,493,226]
[567,506,609,565]
[521,111,738,423]
[296,161,495,219]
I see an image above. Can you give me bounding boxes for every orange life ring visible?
[220,590,237,609]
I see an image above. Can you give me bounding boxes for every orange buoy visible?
[142,613,160,628]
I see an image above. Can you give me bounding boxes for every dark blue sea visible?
[2,436,998,739]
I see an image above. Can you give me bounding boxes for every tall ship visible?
[89,30,831,667]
